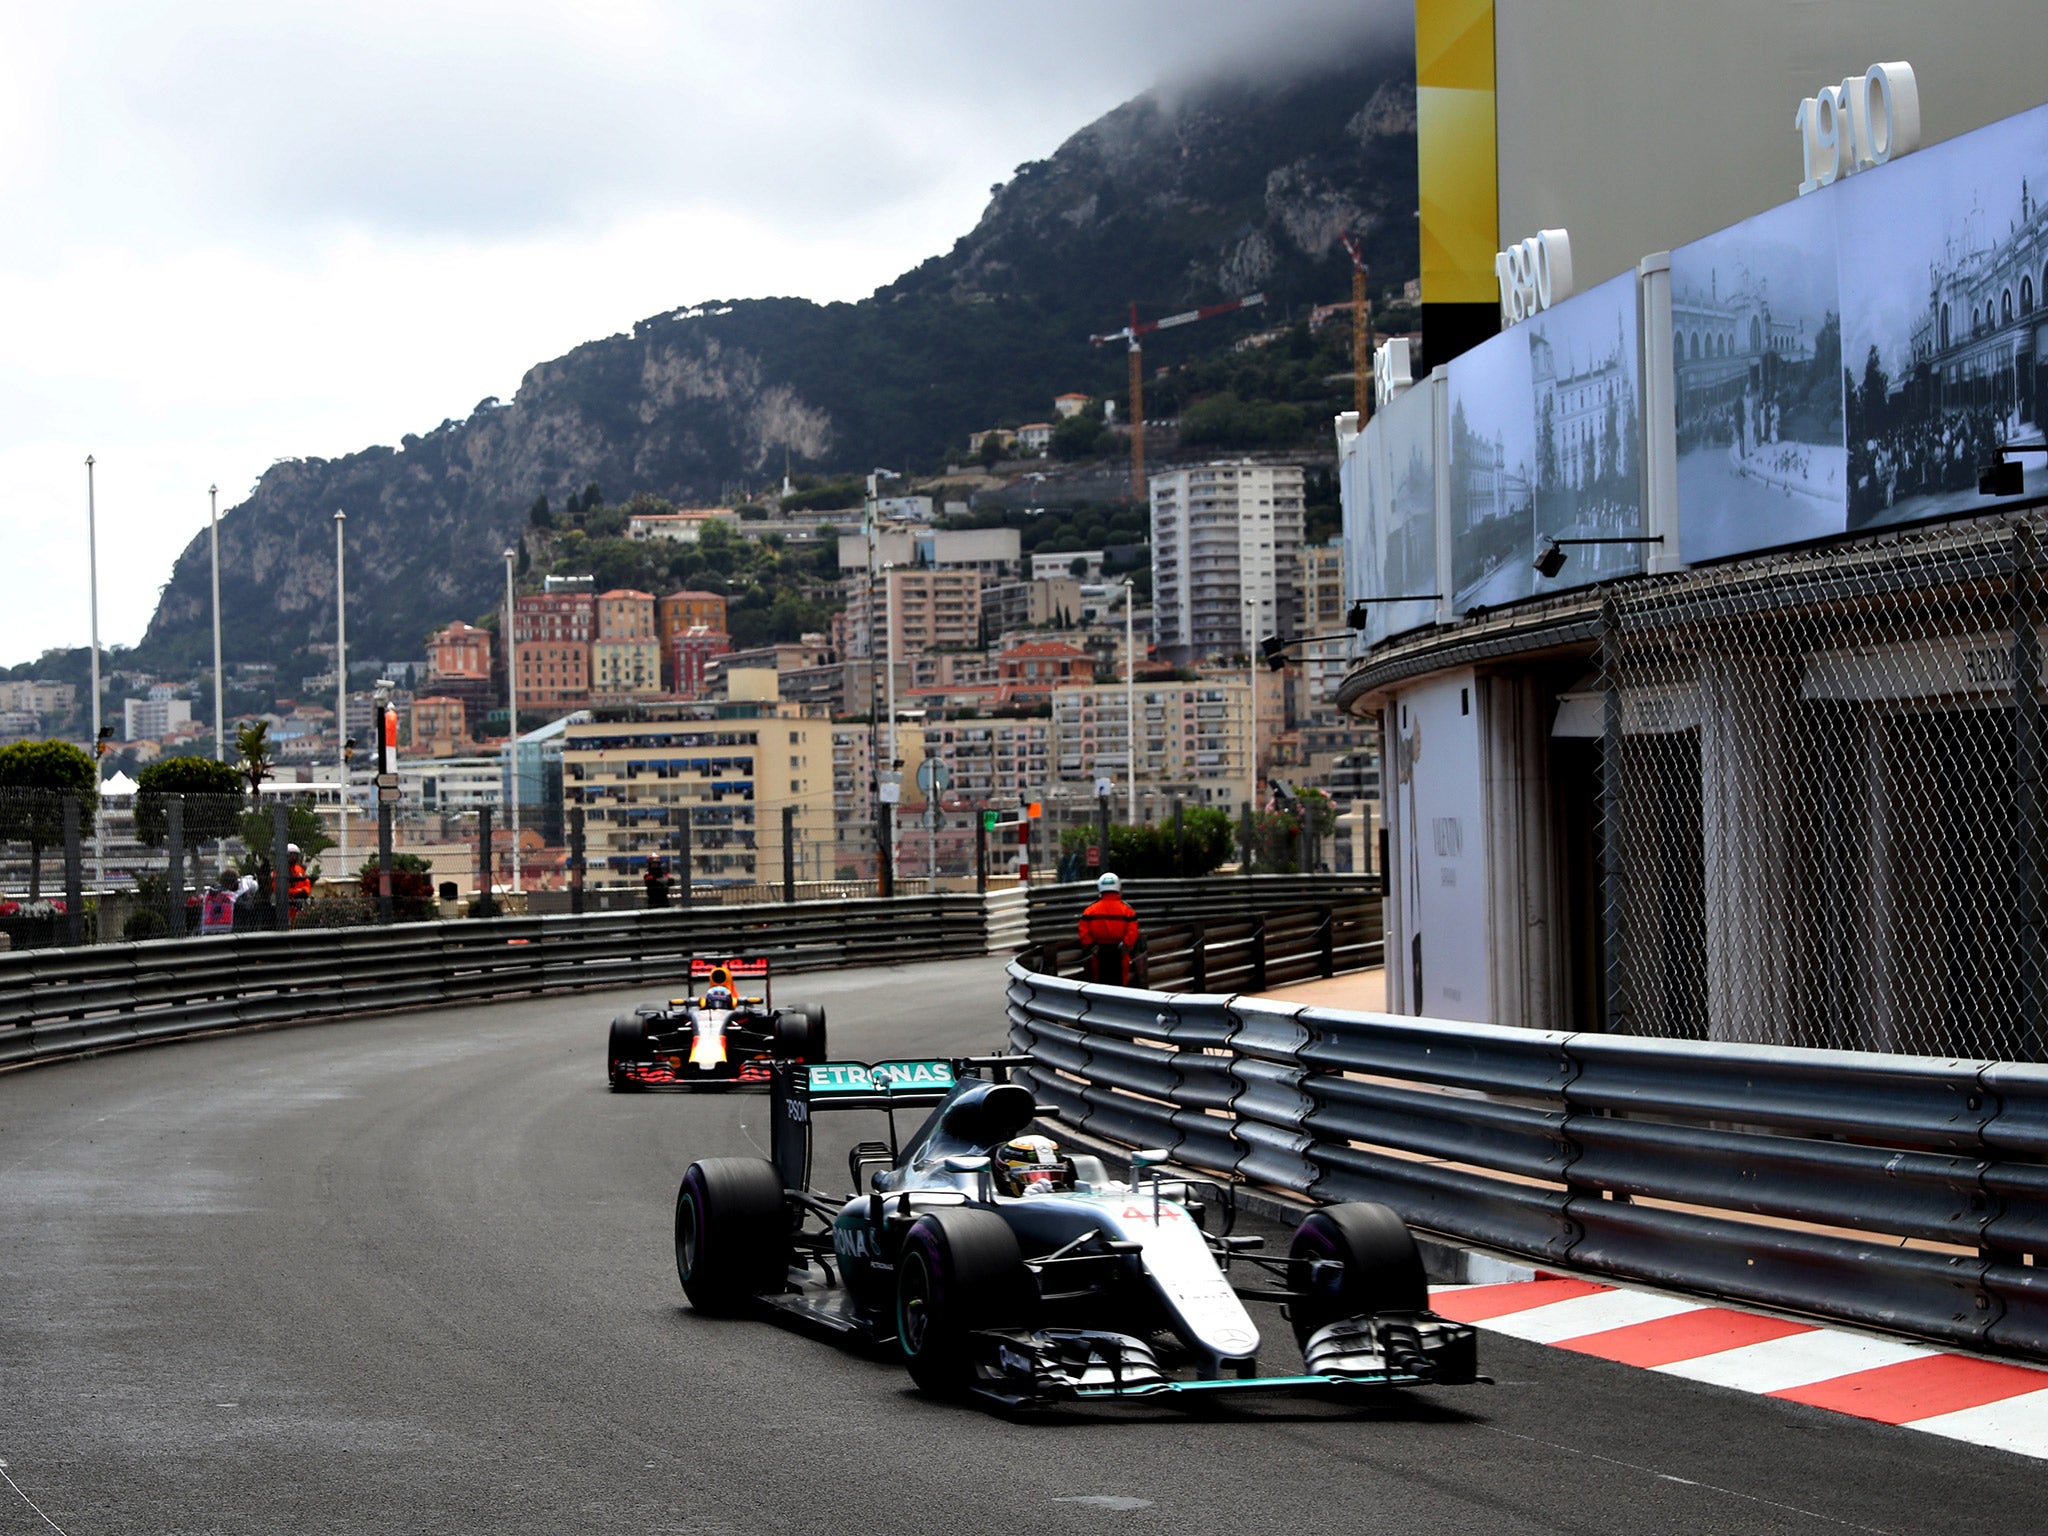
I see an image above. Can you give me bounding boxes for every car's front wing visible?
[967,1314,1481,1407]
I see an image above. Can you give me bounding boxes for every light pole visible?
[503,547,521,894]
[1243,595,1260,811]
[86,456,102,893]
[209,485,224,762]
[334,510,348,880]
[882,558,899,881]
[1123,578,1136,824]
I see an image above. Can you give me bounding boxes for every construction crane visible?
[1090,292,1266,502]
[1340,234,1373,423]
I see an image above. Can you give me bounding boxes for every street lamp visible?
[209,485,224,763]
[85,457,103,893]
[1243,594,1260,808]
[334,510,348,880]
[1122,578,1136,824]
[1532,533,1664,579]
[504,546,521,895]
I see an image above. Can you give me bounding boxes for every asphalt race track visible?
[5,955,2047,1535]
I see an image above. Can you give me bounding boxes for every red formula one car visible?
[606,958,827,1091]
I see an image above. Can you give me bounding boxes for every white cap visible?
[1096,872,1121,893]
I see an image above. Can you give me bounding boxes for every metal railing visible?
[1007,957,2048,1361]
[0,893,1006,1072]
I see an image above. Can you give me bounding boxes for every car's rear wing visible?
[684,956,770,1006]
[770,1054,1031,1192]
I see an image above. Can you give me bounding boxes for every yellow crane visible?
[1090,293,1267,502]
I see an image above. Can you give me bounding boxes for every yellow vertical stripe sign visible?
[1417,0,1499,307]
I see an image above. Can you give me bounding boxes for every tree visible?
[134,758,244,896]
[1050,413,1108,460]
[978,434,1006,468]
[239,800,335,877]
[528,495,553,530]
[0,739,99,899]
[358,851,436,920]
[236,721,274,805]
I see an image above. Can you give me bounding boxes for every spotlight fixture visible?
[1979,444,2047,497]
[1344,594,1443,628]
[1530,534,1665,578]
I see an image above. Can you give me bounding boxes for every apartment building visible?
[563,707,833,890]
[981,576,1083,636]
[514,590,596,715]
[408,696,469,758]
[1052,679,1254,810]
[843,569,982,663]
[657,589,728,647]
[590,590,662,706]
[122,686,192,741]
[425,621,497,734]
[1296,541,1352,707]
[1149,461,1306,662]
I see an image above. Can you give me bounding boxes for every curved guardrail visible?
[1006,959,2048,1361]
[0,894,1007,1071]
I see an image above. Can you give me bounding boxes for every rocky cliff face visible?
[141,51,1415,671]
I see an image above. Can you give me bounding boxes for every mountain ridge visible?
[138,49,1417,673]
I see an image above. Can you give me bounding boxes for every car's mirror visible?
[1131,1148,1170,1169]
[943,1154,991,1174]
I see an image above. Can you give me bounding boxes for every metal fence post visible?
[975,813,987,894]
[782,804,797,903]
[677,807,692,911]
[1241,801,1255,877]
[166,796,184,937]
[1173,798,1185,877]
[1096,793,1111,872]
[568,805,586,916]
[878,803,895,898]
[477,807,494,918]
[376,795,394,923]
[273,804,292,931]
[1598,591,1627,1033]
[62,794,83,947]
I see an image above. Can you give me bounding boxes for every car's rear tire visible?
[607,1015,647,1092]
[674,1158,789,1312]
[895,1209,1032,1397]
[1287,1201,1427,1350]
[773,1005,827,1062]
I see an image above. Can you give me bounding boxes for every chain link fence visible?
[1602,510,2048,1059]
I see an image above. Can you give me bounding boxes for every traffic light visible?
[982,810,997,831]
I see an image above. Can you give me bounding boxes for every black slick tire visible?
[607,1015,647,1092]
[1287,1201,1427,1350]
[773,1005,827,1062]
[894,1209,1031,1397]
[674,1157,789,1312]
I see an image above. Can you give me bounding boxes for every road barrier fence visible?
[1007,953,2048,1361]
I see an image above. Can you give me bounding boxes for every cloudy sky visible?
[0,1,1400,670]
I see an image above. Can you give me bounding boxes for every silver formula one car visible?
[671,1053,1479,1407]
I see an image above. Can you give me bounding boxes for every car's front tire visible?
[895,1209,1032,1397]
[675,1157,789,1312]
[1286,1201,1427,1350]
[773,1005,828,1062]
[607,1015,648,1092]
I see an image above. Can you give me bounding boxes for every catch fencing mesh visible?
[1603,511,2048,1059]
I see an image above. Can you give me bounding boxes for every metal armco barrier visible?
[0,894,1001,1072]
[1026,874,1378,949]
[1006,959,2048,1362]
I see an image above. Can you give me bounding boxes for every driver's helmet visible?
[995,1134,1069,1197]
[703,984,735,1011]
